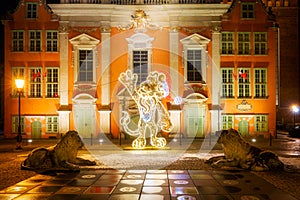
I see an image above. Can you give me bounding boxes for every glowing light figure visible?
[173,96,182,105]
[119,70,173,149]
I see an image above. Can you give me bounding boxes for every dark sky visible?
[0,0,19,17]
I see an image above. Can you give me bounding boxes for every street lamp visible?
[292,105,299,128]
[15,78,24,150]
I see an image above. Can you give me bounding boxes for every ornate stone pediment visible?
[69,33,99,46]
[180,33,210,47]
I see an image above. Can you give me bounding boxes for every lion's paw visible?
[132,137,146,149]
[151,137,167,148]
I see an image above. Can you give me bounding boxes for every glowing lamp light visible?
[251,138,256,143]
[15,79,25,89]
[292,105,299,113]
[28,139,32,143]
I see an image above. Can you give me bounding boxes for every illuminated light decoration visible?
[119,70,173,149]
[173,96,182,105]
[232,72,237,80]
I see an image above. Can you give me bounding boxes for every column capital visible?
[211,23,222,33]
[58,21,69,34]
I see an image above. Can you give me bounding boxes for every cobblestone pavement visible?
[0,132,299,199]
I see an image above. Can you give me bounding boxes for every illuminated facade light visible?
[119,70,173,149]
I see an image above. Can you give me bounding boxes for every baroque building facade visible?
[2,0,278,139]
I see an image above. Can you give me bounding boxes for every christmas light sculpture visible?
[119,70,173,149]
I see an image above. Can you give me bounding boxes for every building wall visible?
[3,0,278,139]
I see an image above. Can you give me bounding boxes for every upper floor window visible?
[29,30,41,52]
[254,32,267,55]
[46,31,58,52]
[78,49,93,82]
[12,67,25,96]
[254,68,267,98]
[241,3,255,19]
[221,32,234,55]
[238,33,250,55]
[187,49,202,82]
[46,116,58,133]
[46,68,59,98]
[133,50,148,85]
[29,67,42,97]
[221,68,234,98]
[26,3,38,19]
[255,115,268,132]
[12,31,24,52]
[238,68,251,98]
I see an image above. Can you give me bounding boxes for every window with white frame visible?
[46,116,58,133]
[46,68,59,98]
[46,31,58,52]
[238,33,250,55]
[12,67,25,96]
[29,67,42,97]
[221,68,234,98]
[29,30,41,52]
[187,49,202,82]
[254,68,267,98]
[78,49,93,82]
[12,30,24,52]
[133,50,148,85]
[12,116,25,133]
[241,3,255,19]
[221,32,234,54]
[254,32,267,55]
[222,115,234,130]
[255,115,268,132]
[26,2,38,19]
[238,68,251,98]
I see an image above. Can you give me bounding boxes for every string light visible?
[119,70,173,149]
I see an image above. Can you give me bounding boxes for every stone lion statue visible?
[21,130,96,171]
[206,129,284,171]
[119,70,173,149]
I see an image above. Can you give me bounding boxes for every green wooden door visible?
[238,120,248,136]
[187,107,205,138]
[31,121,42,139]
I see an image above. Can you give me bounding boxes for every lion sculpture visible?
[206,129,284,171]
[119,70,173,149]
[21,130,96,171]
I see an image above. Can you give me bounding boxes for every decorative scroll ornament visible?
[119,70,173,149]
[236,100,252,112]
[118,9,160,33]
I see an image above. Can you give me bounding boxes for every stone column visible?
[57,21,70,134]
[169,27,179,96]
[210,23,222,133]
[99,25,111,134]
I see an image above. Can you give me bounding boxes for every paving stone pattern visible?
[0,169,297,200]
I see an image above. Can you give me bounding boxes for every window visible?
[46,116,58,133]
[133,50,148,85]
[241,3,255,19]
[12,116,25,133]
[238,33,250,55]
[222,115,234,130]
[187,49,202,82]
[221,32,234,54]
[29,30,41,52]
[254,32,267,55]
[29,68,42,97]
[46,68,59,98]
[12,67,25,96]
[221,68,234,98]
[12,31,24,52]
[46,31,58,52]
[255,115,268,132]
[254,68,267,98]
[78,49,93,82]
[238,68,251,98]
[26,2,38,19]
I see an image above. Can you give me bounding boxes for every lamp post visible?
[292,105,299,128]
[15,79,24,150]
